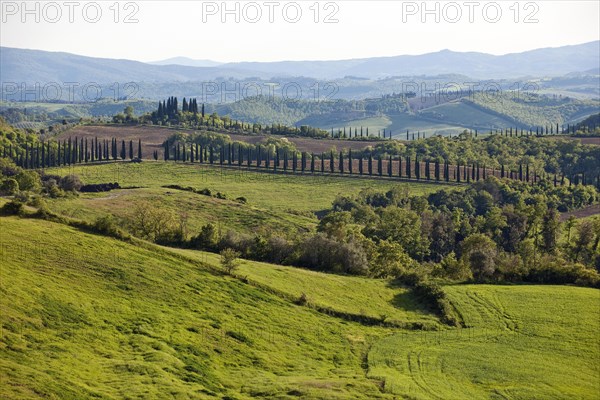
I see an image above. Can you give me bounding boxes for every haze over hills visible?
[149,57,223,68]
[1,41,598,85]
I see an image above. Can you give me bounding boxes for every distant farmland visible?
[56,124,376,158]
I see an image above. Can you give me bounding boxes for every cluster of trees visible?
[120,175,599,288]
[319,177,599,285]
[0,157,84,198]
[131,97,329,138]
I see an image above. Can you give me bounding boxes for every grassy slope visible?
[171,248,439,328]
[2,215,599,399]
[45,162,449,237]
[418,101,518,130]
[0,216,396,399]
[368,284,600,399]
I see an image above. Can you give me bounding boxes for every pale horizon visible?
[1,1,598,63]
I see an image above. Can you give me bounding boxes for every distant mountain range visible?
[149,57,223,68]
[1,41,598,85]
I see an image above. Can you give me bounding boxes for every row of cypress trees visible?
[2,137,142,169]
[160,140,587,187]
[5,137,597,188]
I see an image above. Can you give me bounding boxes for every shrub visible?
[0,200,24,216]
[190,223,219,251]
[14,170,41,192]
[220,248,240,274]
[412,280,460,326]
[93,215,122,237]
[80,183,120,193]
[0,178,19,195]
[296,293,309,306]
[235,196,247,204]
[59,175,82,192]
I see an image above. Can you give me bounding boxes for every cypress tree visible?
[415,157,420,180]
[40,141,46,168]
[129,140,134,159]
[339,152,344,174]
[138,139,142,159]
[519,164,523,181]
[67,138,72,165]
[377,156,382,176]
[388,156,392,177]
[398,157,402,178]
[292,152,297,172]
[311,153,315,173]
[368,153,373,175]
[330,151,334,173]
[348,149,353,174]
[120,140,126,160]
[359,154,363,175]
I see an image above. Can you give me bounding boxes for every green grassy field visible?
[171,248,440,328]
[0,216,395,399]
[45,162,450,237]
[2,215,599,399]
[368,284,600,399]
[418,101,519,131]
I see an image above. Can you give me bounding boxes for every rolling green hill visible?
[2,214,598,399]
[368,284,600,399]
[46,161,446,224]
[0,216,395,399]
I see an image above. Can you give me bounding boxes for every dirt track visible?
[560,204,600,221]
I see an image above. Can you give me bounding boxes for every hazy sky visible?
[1,1,598,62]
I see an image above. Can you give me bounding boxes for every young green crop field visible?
[170,248,440,328]
[0,216,395,399]
[368,284,600,399]
[1,215,599,399]
[45,162,451,237]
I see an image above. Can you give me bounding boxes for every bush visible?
[220,248,240,274]
[0,200,24,216]
[190,223,219,251]
[80,183,120,193]
[296,293,309,305]
[59,175,83,192]
[235,196,247,204]
[0,178,19,195]
[14,170,41,192]
[412,280,460,326]
[93,215,122,237]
